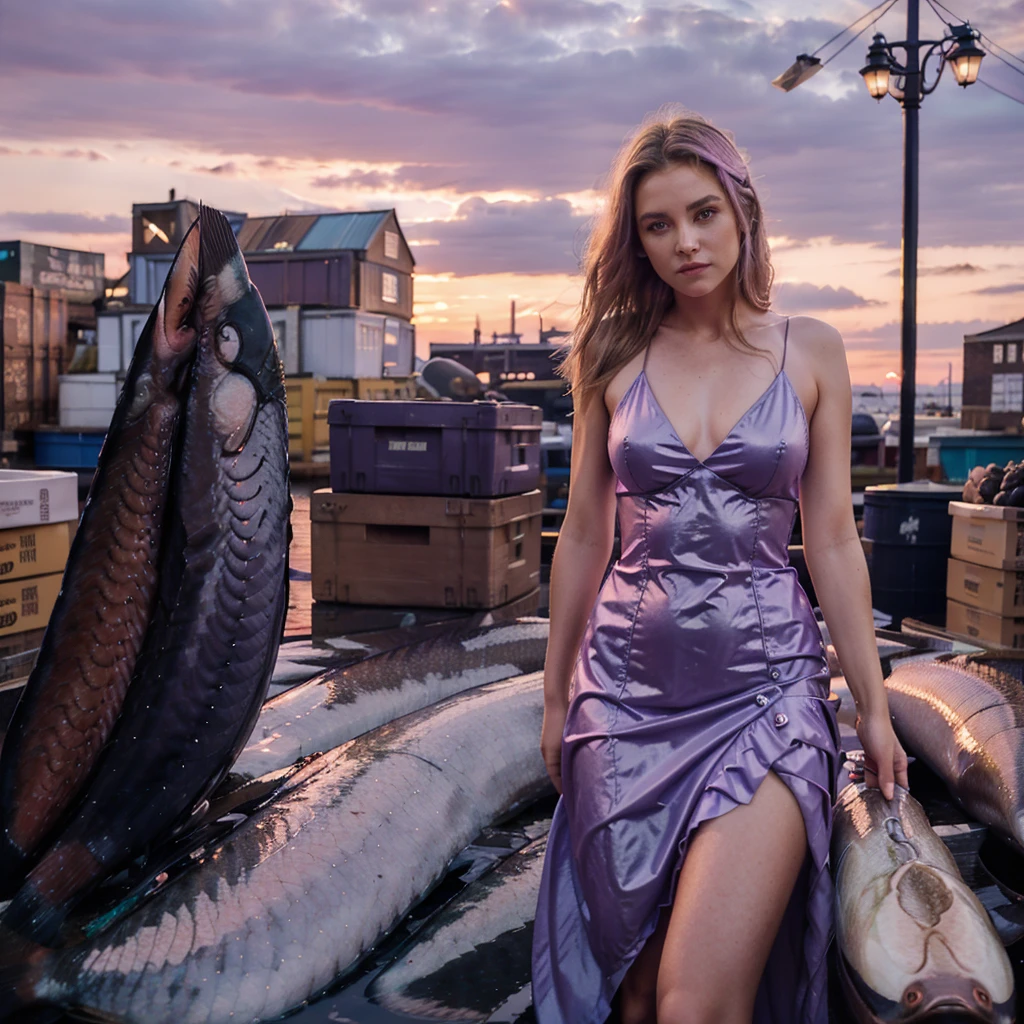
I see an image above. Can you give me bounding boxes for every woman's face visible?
[634,161,742,300]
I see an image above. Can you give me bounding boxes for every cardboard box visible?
[0,574,62,638]
[946,598,1024,648]
[947,556,1024,616]
[311,489,542,608]
[0,522,71,583]
[948,500,1024,570]
[0,470,78,528]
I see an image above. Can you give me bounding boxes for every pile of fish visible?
[5,674,549,1023]
[833,776,1015,1023]
[0,205,556,1024]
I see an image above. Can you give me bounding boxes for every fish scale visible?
[15,674,549,1024]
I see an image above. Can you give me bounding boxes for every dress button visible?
[744,575,752,584]
[755,694,769,707]
[774,713,789,727]
[770,669,780,680]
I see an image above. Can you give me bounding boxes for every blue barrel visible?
[862,482,962,628]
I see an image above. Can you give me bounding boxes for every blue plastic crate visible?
[937,435,1024,483]
[34,431,105,469]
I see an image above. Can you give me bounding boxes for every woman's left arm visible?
[797,319,909,800]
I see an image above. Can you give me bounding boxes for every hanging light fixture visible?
[859,33,893,100]
[946,23,985,87]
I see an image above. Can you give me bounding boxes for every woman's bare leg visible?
[617,906,670,1024]
[655,770,808,1024]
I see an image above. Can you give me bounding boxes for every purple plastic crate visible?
[328,399,542,497]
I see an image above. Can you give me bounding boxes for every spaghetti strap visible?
[781,316,791,372]
[641,341,653,374]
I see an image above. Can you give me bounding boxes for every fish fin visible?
[199,204,243,281]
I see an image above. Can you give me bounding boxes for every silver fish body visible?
[369,832,547,1022]
[885,654,1024,850]
[15,672,549,1023]
[230,618,548,782]
[833,780,1014,1023]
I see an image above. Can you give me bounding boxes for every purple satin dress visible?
[532,318,840,1023]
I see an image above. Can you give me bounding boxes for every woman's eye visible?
[697,208,716,221]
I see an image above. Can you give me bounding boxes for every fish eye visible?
[903,985,923,1007]
[974,986,991,1007]
[218,324,241,363]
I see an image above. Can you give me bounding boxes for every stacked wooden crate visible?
[311,400,543,611]
[946,500,1024,646]
[0,470,78,648]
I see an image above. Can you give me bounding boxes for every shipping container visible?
[0,282,69,430]
[0,242,105,305]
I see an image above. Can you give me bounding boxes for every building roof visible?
[237,214,320,253]
[966,317,1024,343]
[296,211,391,252]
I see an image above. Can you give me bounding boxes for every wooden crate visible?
[946,598,1024,649]
[948,500,1024,570]
[311,489,542,608]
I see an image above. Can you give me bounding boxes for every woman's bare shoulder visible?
[788,314,844,352]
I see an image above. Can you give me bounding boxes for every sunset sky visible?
[1,0,1022,386]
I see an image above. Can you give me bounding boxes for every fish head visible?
[124,216,200,416]
[194,204,285,454]
[841,952,1014,1023]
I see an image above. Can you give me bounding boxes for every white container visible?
[59,373,119,429]
[0,470,78,527]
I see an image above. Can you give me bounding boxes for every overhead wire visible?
[814,0,903,67]
[922,0,1024,78]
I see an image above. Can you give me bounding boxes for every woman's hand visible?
[856,709,909,800]
[541,702,568,795]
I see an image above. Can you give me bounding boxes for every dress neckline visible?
[639,366,789,467]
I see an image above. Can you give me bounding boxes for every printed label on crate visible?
[387,440,428,452]
[0,573,61,636]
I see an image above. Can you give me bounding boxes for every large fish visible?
[369,832,548,1022]
[885,654,1024,851]
[0,221,201,893]
[2,205,289,944]
[833,778,1014,1023]
[0,673,550,1023]
[229,618,548,783]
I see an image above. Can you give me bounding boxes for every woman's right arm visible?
[540,387,618,793]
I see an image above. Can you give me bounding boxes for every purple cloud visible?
[773,282,882,311]
[0,211,130,234]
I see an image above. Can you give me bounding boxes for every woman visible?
[530,109,908,1024]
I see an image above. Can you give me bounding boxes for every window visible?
[382,271,398,303]
[991,373,1024,412]
[994,343,1005,364]
[384,230,399,260]
[1009,343,1019,363]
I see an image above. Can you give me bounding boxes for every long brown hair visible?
[559,107,775,411]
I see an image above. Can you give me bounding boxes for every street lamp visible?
[776,1,985,483]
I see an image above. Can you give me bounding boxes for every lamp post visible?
[776,2,984,482]
[858,4,983,480]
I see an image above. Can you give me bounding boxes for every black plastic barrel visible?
[862,482,962,628]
